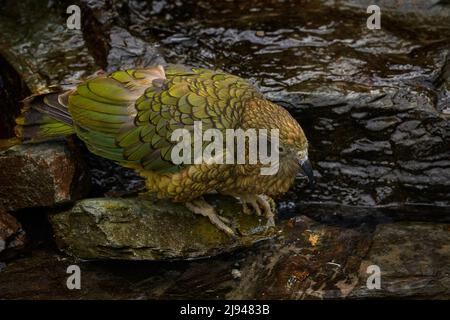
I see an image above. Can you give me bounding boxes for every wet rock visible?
[0,216,373,299]
[0,208,26,260]
[350,222,450,299]
[48,195,275,260]
[80,0,165,71]
[79,0,124,70]
[0,0,98,92]
[71,135,145,198]
[0,56,29,138]
[225,219,374,299]
[0,249,152,299]
[280,77,450,211]
[84,152,145,197]
[342,0,450,18]
[0,0,99,156]
[1,218,448,299]
[0,141,90,211]
[106,26,165,72]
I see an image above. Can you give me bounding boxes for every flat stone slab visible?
[49,195,276,260]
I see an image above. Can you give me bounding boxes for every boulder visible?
[0,208,26,260]
[49,195,276,260]
[0,141,90,211]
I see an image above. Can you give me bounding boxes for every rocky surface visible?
[1,218,448,299]
[0,57,29,139]
[0,1,97,93]
[0,207,26,260]
[80,0,166,71]
[0,141,90,211]
[343,0,450,17]
[0,0,448,299]
[350,222,450,299]
[49,195,276,260]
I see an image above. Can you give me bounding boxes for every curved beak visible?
[300,157,315,187]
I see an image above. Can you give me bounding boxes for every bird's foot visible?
[237,194,275,227]
[186,198,236,237]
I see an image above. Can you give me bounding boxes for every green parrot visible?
[4,64,314,236]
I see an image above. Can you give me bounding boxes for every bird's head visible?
[262,102,314,187]
[277,122,315,187]
[243,99,315,187]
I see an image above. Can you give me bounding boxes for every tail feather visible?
[0,137,21,150]
[12,91,75,144]
[38,95,73,125]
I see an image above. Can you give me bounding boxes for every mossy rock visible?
[49,195,276,260]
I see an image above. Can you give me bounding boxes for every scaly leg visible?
[233,194,275,227]
[186,197,236,237]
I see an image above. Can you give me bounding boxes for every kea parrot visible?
[2,65,314,236]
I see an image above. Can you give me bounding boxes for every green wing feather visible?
[127,65,261,172]
[69,65,261,172]
[68,68,162,162]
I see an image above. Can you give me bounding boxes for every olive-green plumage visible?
[9,64,313,236]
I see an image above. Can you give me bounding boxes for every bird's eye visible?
[279,146,285,153]
[297,150,307,158]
